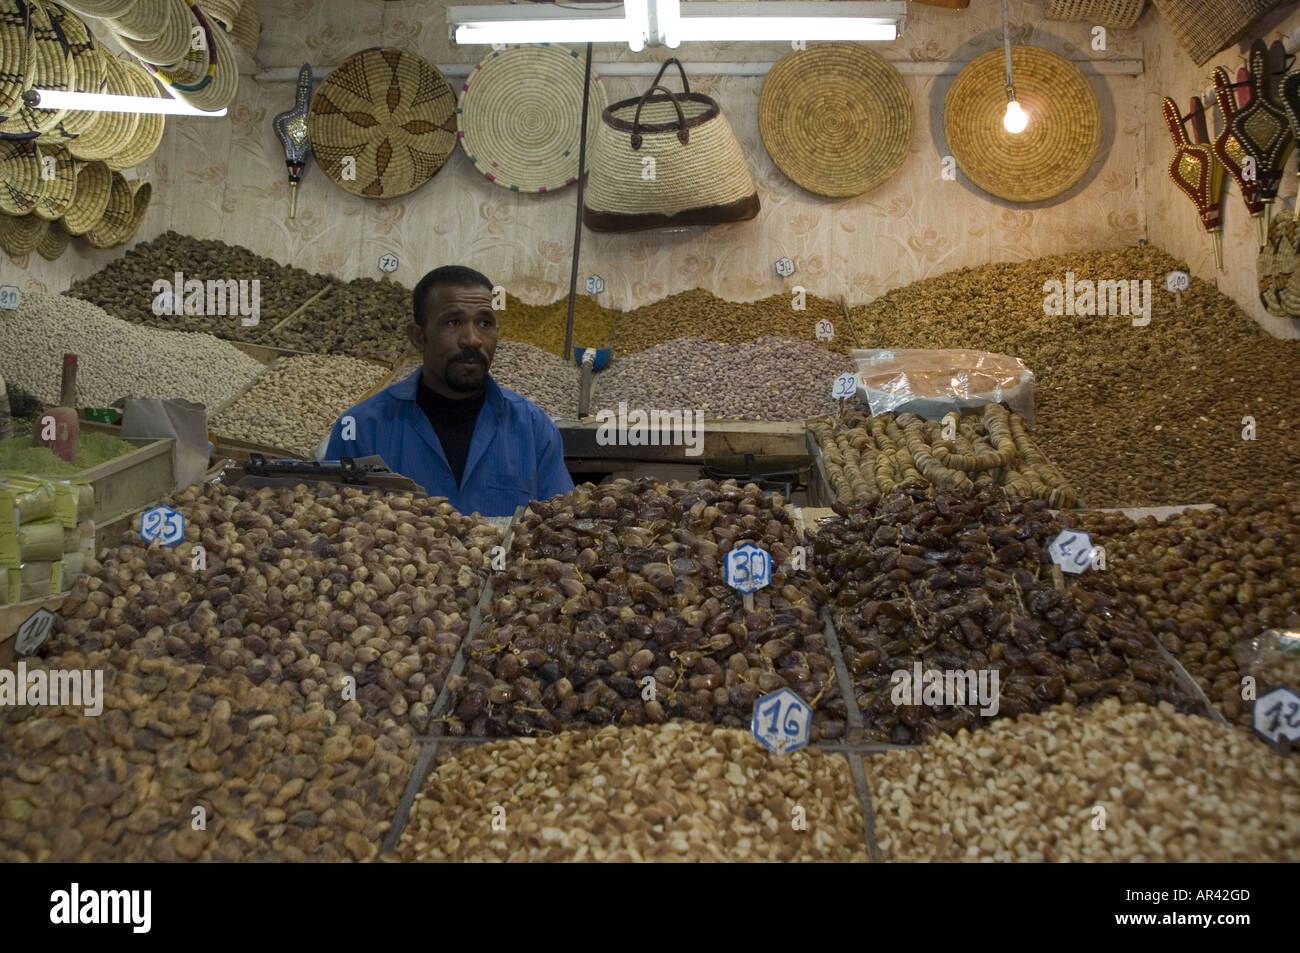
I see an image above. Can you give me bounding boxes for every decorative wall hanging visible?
[584,58,759,231]
[1046,0,1146,28]
[759,43,912,199]
[1149,0,1286,67]
[1212,66,1266,248]
[1227,40,1294,228]
[272,62,312,218]
[943,46,1101,203]
[309,47,457,199]
[458,44,607,194]
[1257,216,1300,316]
[1162,95,1226,270]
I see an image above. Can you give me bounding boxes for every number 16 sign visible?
[752,688,812,754]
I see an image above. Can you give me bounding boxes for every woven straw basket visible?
[37,2,108,143]
[759,44,912,199]
[0,139,43,214]
[82,168,132,247]
[119,176,149,242]
[196,0,239,31]
[457,44,607,194]
[1,0,37,121]
[111,0,193,66]
[309,47,458,198]
[32,142,75,219]
[944,46,1101,203]
[58,0,137,17]
[1150,0,1287,66]
[0,209,44,255]
[0,0,73,138]
[148,6,238,111]
[66,54,141,161]
[60,157,110,233]
[1046,0,1146,28]
[36,216,68,258]
[585,58,758,230]
[230,0,258,59]
[108,59,165,169]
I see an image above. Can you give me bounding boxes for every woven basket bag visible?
[1150,0,1287,66]
[1046,0,1146,28]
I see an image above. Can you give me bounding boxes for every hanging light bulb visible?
[1004,89,1028,134]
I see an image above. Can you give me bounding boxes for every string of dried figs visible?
[0,654,415,862]
[867,699,1300,862]
[812,404,1078,507]
[813,484,1202,745]
[444,478,846,739]
[53,482,501,734]
[1064,491,1300,728]
[391,723,868,862]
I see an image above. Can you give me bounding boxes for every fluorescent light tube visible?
[453,19,631,45]
[624,0,649,52]
[27,88,227,116]
[676,16,897,42]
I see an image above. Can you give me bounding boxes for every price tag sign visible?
[377,253,399,273]
[832,372,858,402]
[815,319,834,342]
[0,285,20,310]
[584,275,605,295]
[141,505,185,546]
[725,542,771,595]
[1048,529,1097,575]
[1252,686,1300,747]
[752,688,812,755]
[1165,270,1190,293]
[774,257,795,279]
[14,607,56,657]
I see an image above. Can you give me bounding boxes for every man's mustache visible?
[449,350,487,366]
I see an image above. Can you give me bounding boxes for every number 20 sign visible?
[752,688,812,754]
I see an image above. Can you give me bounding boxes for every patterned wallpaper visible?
[6,0,1166,320]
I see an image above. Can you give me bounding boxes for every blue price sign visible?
[725,542,771,595]
[585,275,605,295]
[0,285,20,310]
[1048,530,1096,575]
[752,688,812,754]
[832,372,857,401]
[141,505,185,546]
[774,257,795,278]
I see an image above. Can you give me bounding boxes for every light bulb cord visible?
[1002,0,1015,98]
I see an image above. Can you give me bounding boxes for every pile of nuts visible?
[0,293,264,409]
[67,230,329,339]
[278,277,410,366]
[394,341,581,419]
[851,246,1300,506]
[1066,491,1300,727]
[614,289,856,356]
[447,478,847,740]
[209,354,389,456]
[592,336,853,421]
[391,723,868,862]
[814,485,1200,744]
[811,404,1079,506]
[866,698,1300,861]
[495,294,612,357]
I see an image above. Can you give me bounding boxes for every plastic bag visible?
[851,349,1037,421]
[1233,629,1300,691]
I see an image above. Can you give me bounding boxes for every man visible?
[324,265,574,517]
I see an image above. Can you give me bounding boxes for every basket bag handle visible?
[649,57,692,96]
[631,84,689,150]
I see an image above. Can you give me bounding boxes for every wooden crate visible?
[60,435,177,525]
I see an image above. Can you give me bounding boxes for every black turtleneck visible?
[416,375,487,486]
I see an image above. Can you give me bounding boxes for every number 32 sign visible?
[752,688,812,754]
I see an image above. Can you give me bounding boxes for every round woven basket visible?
[944,46,1101,203]
[37,2,107,142]
[119,175,149,241]
[111,0,192,65]
[0,0,37,120]
[309,47,457,198]
[82,168,132,247]
[61,156,110,233]
[35,215,68,258]
[58,0,137,17]
[195,0,239,31]
[174,15,238,110]
[0,0,74,138]
[1046,0,1146,27]
[108,59,165,168]
[31,142,75,219]
[0,139,43,214]
[67,54,141,161]
[230,0,258,59]
[759,44,912,198]
[0,209,44,255]
[457,44,607,194]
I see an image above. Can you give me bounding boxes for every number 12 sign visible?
[752,688,812,754]
[1253,686,1300,747]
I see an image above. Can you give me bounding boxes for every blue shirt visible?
[324,370,574,517]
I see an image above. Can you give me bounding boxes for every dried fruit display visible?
[813,485,1202,744]
[867,699,1300,862]
[446,479,846,740]
[1066,491,1300,728]
[393,723,868,862]
[811,404,1078,506]
[850,246,1300,506]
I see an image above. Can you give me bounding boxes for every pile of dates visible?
[446,479,846,739]
[813,485,1202,744]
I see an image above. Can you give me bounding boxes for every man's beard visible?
[445,352,488,392]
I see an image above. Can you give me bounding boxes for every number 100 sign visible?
[752,687,813,754]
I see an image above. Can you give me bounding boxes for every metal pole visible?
[564,42,595,364]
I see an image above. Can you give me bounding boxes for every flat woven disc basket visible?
[0,139,42,214]
[31,141,75,218]
[944,46,1101,203]
[0,209,44,255]
[0,0,37,120]
[309,46,457,198]
[110,0,193,66]
[61,156,110,233]
[82,167,132,247]
[108,58,165,169]
[67,53,140,161]
[36,215,68,258]
[0,0,74,138]
[759,43,913,198]
[37,1,107,142]
[457,44,607,193]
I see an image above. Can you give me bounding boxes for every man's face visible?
[408,283,498,397]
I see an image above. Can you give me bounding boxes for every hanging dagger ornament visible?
[272,63,314,219]
[1212,67,1267,247]
[1277,53,1300,222]
[1227,40,1294,230]
[1163,95,1226,271]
